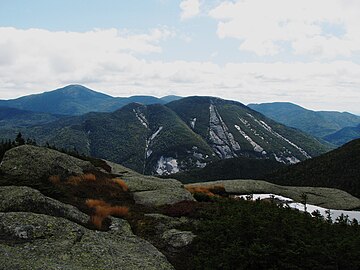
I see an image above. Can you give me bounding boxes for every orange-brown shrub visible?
[67,175,83,185]
[108,206,129,217]
[94,205,112,218]
[82,173,96,181]
[90,215,103,230]
[185,184,225,197]
[113,178,129,191]
[86,198,129,229]
[48,175,61,184]
[85,199,108,208]
[67,173,97,185]
[186,186,215,197]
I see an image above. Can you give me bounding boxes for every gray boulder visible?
[0,186,89,226]
[0,145,94,181]
[161,229,196,248]
[0,212,174,270]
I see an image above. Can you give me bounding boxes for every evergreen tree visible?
[15,132,25,146]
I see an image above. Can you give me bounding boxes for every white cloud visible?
[0,27,360,114]
[209,0,360,58]
[180,0,200,20]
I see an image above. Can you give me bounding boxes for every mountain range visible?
[248,102,360,145]
[0,85,181,115]
[0,86,332,175]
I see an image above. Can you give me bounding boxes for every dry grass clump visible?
[185,184,225,197]
[86,198,129,229]
[113,178,129,191]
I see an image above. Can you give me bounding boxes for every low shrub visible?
[113,178,129,191]
[86,198,129,229]
[185,184,225,197]
[67,173,97,185]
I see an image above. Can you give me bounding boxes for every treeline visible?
[175,197,360,270]
[0,133,83,162]
[0,133,37,161]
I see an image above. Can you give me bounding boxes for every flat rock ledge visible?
[0,211,175,270]
[107,161,195,207]
[0,186,89,226]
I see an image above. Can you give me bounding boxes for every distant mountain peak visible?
[48,85,113,98]
[0,85,168,115]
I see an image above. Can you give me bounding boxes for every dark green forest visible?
[266,139,360,198]
[170,197,360,270]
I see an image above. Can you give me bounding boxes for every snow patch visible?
[235,194,360,222]
[156,156,179,175]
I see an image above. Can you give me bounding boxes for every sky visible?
[0,0,360,114]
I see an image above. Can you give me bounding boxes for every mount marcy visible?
[0,85,338,175]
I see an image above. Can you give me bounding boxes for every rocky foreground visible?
[0,145,196,269]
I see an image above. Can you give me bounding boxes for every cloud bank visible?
[209,0,360,58]
[2,0,360,116]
